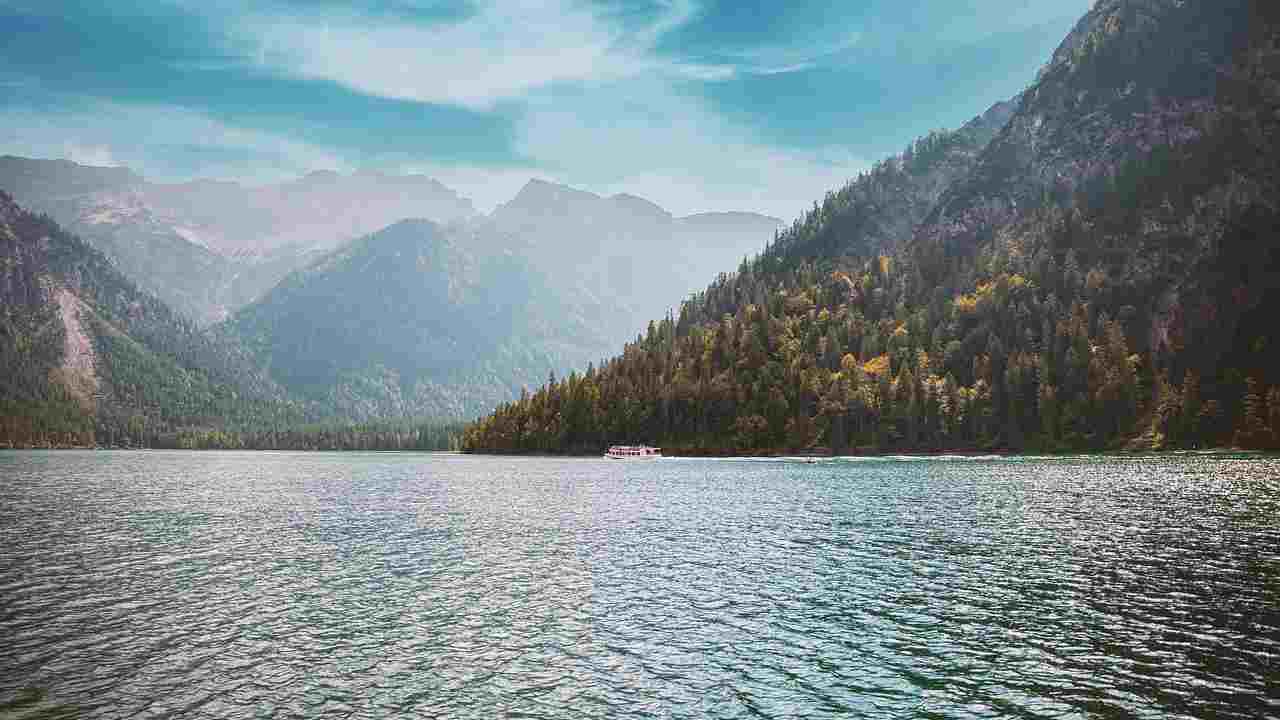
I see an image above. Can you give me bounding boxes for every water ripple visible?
[0,451,1277,718]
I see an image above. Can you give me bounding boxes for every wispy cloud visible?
[0,0,1093,220]
[60,142,120,169]
[235,0,707,110]
[713,29,863,77]
[514,79,866,218]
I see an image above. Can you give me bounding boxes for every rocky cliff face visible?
[930,0,1256,238]
[917,0,1278,355]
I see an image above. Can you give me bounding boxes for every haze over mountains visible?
[0,158,473,324]
[0,156,781,426]
[228,218,618,419]
[0,157,779,329]
[488,178,784,331]
[4,0,1277,451]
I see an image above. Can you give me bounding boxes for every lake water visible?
[1,451,1278,719]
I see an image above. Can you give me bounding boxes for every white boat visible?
[606,445,662,459]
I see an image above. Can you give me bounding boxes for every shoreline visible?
[3,446,1270,459]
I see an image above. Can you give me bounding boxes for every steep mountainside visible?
[490,179,781,343]
[0,191,300,447]
[0,159,477,324]
[763,99,1015,264]
[464,0,1280,454]
[927,0,1257,239]
[227,219,618,420]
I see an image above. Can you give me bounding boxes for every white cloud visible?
[715,28,863,77]
[0,75,862,222]
[207,0,869,217]
[60,142,119,168]
[239,0,706,110]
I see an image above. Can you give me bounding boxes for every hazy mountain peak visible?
[677,210,783,225]
[283,169,345,192]
[608,193,672,222]
[501,178,602,214]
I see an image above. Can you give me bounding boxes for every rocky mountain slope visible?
[764,99,1015,264]
[464,0,1280,454]
[0,157,780,338]
[0,191,299,447]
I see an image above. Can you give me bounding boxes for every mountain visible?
[463,0,1280,454]
[764,98,1015,264]
[0,190,300,448]
[0,155,777,348]
[227,219,618,420]
[0,158,477,324]
[223,181,781,420]
[490,179,782,344]
[926,0,1257,241]
[138,168,477,255]
[2,154,784,422]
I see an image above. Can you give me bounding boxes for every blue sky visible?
[0,0,1089,217]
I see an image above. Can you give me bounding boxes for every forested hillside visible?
[0,190,303,446]
[227,219,620,420]
[0,193,466,449]
[463,0,1280,455]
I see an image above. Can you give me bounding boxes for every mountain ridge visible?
[0,189,303,447]
[463,0,1280,455]
[0,158,480,324]
[0,157,783,331]
[225,217,618,420]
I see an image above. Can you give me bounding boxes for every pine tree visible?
[1268,387,1280,450]
[1152,370,1181,449]
[1038,382,1059,447]
[1179,370,1202,447]
[1238,377,1267,448]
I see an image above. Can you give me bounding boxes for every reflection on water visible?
[1,451,1277,718]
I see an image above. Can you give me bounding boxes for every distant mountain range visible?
[0,157,780,329]
[489,178,783,333]
[0,157,781,429]
[0,158,477,324]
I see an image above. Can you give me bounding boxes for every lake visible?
[1,450,1277,718]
